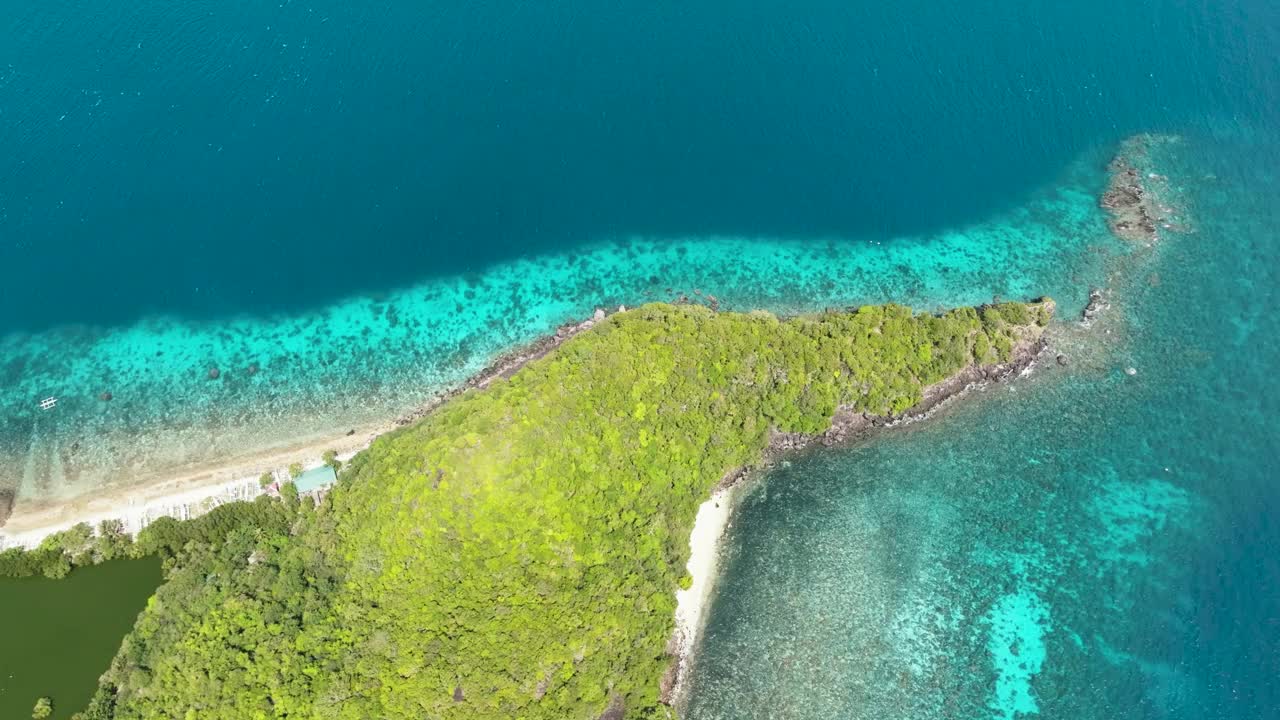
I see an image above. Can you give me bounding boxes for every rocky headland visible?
[664,299,1054,709]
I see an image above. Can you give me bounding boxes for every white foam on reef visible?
[0,149,1121,528]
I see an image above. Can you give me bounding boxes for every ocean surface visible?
[684,129,1280,720]
[0,0,1276,717]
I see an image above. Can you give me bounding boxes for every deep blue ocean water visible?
[2,0,1276,332]
[0,1,1277,718]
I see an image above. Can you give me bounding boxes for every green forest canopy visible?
[78,300,1051,720]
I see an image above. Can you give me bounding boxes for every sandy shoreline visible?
[1,299,1054,713]
[0,431,378,550]
[0,310,615,550]
[666,136,1175,708]
[667,486,737,702]
[663,320,1053,709]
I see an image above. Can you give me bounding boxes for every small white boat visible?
[39,397,57,410]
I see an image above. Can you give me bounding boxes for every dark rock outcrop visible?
[659,661,683,706]
[718,302,1053,491]
[1081,287,1109,325]
[1101,152,1160,243]
[1100,135,1187,244]
[597,695,625,720]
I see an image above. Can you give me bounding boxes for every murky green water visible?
[0,559,161,720]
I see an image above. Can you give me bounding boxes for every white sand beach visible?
[0,426,378,550]
[0,311,618,552]
[671,485,737,700]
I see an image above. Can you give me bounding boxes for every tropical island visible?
[4,298,1052,719]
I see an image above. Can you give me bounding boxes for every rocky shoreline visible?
[775,332,1047,455]
[714,305,1052,492]
[661,301,1053,709]
[391,308,619,429]
[664,134,1191,713]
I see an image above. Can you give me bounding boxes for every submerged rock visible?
[1081,287,1109,325]
[208,367,221,380]
[1100,134,1189,244]
[99,391,113,401]
[1101,154,1158,242]
[0,488,12,529]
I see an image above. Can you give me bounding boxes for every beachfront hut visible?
[294,465,337,494]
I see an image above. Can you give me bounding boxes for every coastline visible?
[0,310,616,550]
[0,431,372,549]
[669,133,1187,712]
[666,486,738,704]
[665,322,1051,708]
[3,295,1058,716]
[0,135,1128,550]
[3,298,1057,712]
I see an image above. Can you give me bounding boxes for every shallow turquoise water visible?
[2,0,1275,516]
[0,0,1276,716]
[684,128,1279,718]
[0,153,1117,509]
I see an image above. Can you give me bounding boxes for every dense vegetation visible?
[0,520,134,579]
[0,492,304,579]
[76,301,1049,720]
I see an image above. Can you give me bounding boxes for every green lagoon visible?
[0,559,160,720]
